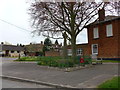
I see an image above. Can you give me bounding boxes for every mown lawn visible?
[98,76,120,88]
[15,56,62,61]
[16,56,120,63]
[102,60,120,63]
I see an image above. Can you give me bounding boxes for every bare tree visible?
[29,1,109,61]
[62,32,68,59]
[109,0,120,16]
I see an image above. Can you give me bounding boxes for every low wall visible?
[45,51,60,56]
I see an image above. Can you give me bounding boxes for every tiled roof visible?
[86,15,120,27]
[51,44,62,48]
[25,44,43,52]
[67,43,88,49]
[25,43,62,52]
[0,44,24,51]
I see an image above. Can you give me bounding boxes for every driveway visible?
[2,57,119,88]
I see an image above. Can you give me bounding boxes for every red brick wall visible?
[118,19,120,58]
[27,52,36,56]
[76,44,89,56]
[87,19,119,58]
[45,51,60,56]
[67,44,89,56]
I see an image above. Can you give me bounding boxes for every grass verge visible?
[98,76,120,88]
[102,60,120,63]
[15,56,62,61]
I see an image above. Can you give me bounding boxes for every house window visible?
[77,49,83,56]
[92,44,98,55]
[106,24,113,37]
[68,49,72,56]
[93,27,99,39]
[11,51,14,53]
[0,51,2,54]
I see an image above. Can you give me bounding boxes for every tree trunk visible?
[63,37,67,59]
[70,4,76,62]
[63,32,68,59]
[71,35,76,62]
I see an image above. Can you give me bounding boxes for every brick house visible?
[45,41,62,56]
[45,51,61,57]
[67,8,120,60]
[0,43,25,57]
[86,8,120,60]
[24,40,62,56]
[67,44,88,56]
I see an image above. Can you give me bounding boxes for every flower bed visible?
[16,56,93,69]
[37,59,75,68]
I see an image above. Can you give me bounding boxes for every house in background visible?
[67,44,88,56]
[0,42,25,57]
[24,40,62,57]
[45,40,62,56]
[67,8,120,60]
[25,41,44,56]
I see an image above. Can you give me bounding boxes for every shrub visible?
[37,56,92,68]
[17,56,92,68]
[37,58,75,68]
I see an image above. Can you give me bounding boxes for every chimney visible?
[1,42,4,44]
[17,44,19,46]
[98,8,105,21]
[41,41,43,45]
[60,43,62,46]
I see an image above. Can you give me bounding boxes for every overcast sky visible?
[0,0,88,45]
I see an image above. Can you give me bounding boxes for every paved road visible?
[2,57,119,88]
[1,78,52,88]
[1,57,18,64]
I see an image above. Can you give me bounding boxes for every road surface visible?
[1,57,119,88]
[1,78,52,88]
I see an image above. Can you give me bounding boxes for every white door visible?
[92,44,98,55]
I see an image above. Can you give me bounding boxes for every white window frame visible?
[0,51,3,54]
[106,24,113,37]
[93,27,99,39]
[92,44,98,55]
[77,48,83,56]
